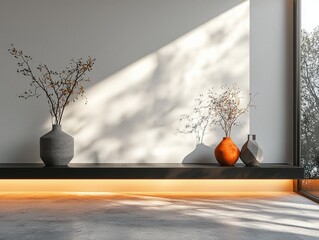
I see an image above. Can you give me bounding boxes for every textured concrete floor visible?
[0,193,318,240]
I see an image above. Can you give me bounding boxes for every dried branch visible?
[209,84,255,137]
[9,44,95,125]
[177,93,215,144]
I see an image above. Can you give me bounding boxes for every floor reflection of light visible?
[1,191,318,238]
[44,1,250,164]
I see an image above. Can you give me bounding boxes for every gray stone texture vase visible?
[40,125,74,166]
[240,134,263,167]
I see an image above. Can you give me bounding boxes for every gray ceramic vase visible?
[240,134,263,167]
[40,125,74,166]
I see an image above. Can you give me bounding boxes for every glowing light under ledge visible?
[0,180,292,195]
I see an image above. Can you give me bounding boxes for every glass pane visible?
[300,0,319,179]
[299,0,319,202]
[300,179,319,198]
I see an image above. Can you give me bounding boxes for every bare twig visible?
[9,44,95,125]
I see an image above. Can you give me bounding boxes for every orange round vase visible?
[214,137,240,166]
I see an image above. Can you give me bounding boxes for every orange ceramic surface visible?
[214,137,240,166]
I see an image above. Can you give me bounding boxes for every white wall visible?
[0,0,293,164]
[250,0,293,164]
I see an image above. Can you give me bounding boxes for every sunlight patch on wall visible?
[61,1,250,163]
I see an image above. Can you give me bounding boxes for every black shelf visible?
[0,163,304,179]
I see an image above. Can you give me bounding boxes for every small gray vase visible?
[240,134,263,167]
[40,125,74,166]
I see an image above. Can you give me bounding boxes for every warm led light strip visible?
[0,180,293,194]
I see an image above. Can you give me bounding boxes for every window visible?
[295,0,319,202]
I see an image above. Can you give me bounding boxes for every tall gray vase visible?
[240,134,263,167]
[40,125,74,166]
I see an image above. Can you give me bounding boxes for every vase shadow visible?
[182,143,216,164]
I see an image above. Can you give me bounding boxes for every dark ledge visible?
[0,163,304,179]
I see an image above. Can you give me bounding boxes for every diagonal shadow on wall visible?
[1,0,250,163]
[61,1,250,164]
